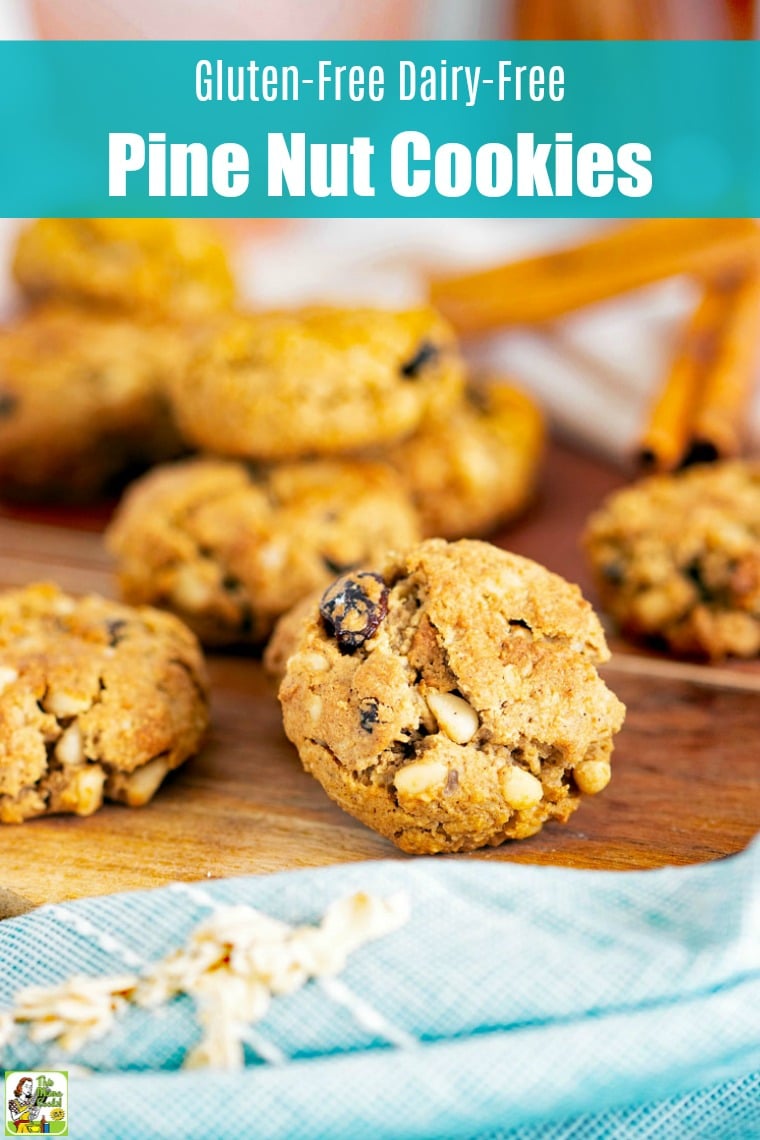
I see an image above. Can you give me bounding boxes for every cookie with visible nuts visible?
[106,456,421,646]
[278,538,625,854]
[13,218,235,321]
[0,583,209,823]
[383,379,544,539]
[0,304,186,500]
[164,306,465,460]
[585,460,760,659]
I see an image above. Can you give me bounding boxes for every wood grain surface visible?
[1,441,758,914]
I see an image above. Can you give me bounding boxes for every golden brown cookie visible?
[165,306,465,460]
[106,456,421,646]
[279,538,625,854]
[13,218,235,321]
[585,460,760,659]
[0,304,186,500]
[0,583,209,823]
[384,379,544,538]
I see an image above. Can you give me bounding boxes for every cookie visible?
[0,304,186,500]
[165,306,465,460]
[384,379,544,539]
[0,583,209,823]
[13,218,235,321]
[585,460,760,659]
[278,539,625,854]
[106,456,421,646]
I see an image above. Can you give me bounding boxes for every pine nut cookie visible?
[278,539,625,854]
[383,379,544,539]
[13,218,235,321]
[164,306,465,460]
[0,304,186,500]
[106,456,421,646]
[0,583,209,823]
[585,460,760,659]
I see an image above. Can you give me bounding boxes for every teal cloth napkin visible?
[2,836,759,1140]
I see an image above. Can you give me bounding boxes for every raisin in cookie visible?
[0,583,209,823]
[384,379,544,539]
[107,456,421,646]
[279,539,625,854]
[165,307,465,460]
[585,460,760,659]
[13,218,234,321]
[0,304,186,500]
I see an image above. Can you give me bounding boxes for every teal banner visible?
[0,41,758,217]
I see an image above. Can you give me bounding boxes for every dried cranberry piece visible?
[465,384,489,414]
[400,340,440,379]
[322,555,357,577]
[684,559,713,603]
[601,561,624,586]
[359,697,380,732]
[320,571,389,655]
[105,618,128,647]
[681,439,720,468]
[0,390,18,418]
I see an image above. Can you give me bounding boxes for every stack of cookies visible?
[106,304,544,648]
[0,218,235,500]
[0,220,630,855]
[0,219,233,820]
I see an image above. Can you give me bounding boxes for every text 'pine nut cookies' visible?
[0,584,209,824]
[585,460,760,659]
[13,218,235,321]
[0,304,186,499]
[278,539,625,854]
[384,379,545,539]
[106,456,421,646]
[165,307,465,461]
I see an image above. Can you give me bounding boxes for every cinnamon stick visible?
[430,219,760,335]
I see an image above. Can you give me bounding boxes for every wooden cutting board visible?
[1,441,758,914]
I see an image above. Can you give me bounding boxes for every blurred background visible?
[0,0,756,40]
[0,0,758,466]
